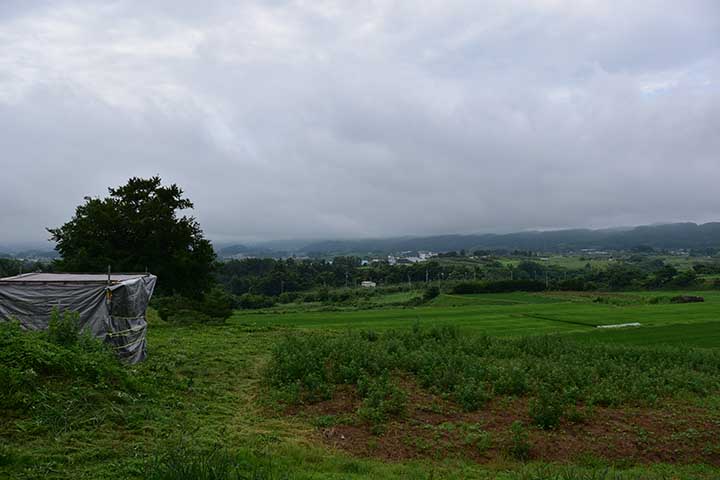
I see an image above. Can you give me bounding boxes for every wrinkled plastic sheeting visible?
[0,275,156,364]
[107,277,156,363]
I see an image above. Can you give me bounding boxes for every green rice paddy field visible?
[234,290,720,348]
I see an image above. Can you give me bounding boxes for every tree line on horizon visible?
[18,175,719,321]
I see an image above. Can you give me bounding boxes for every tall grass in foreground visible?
[144,446,291,480]
[510,465,674,480]
[266,325,720,427]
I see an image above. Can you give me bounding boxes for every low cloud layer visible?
[1,1,719,246]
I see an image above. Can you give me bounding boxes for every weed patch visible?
[0,318,145,435]
[266,326,720,430]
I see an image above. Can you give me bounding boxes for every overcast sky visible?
[1,1,719,246]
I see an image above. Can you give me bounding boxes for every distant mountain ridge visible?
[219,222,720,257]
[0,249,59,260]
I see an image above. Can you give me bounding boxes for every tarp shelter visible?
[0,272,156,364]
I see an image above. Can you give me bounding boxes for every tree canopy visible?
[48,176,215,296]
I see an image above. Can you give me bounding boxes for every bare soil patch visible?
[290,379,720,465]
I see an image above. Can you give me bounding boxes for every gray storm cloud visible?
[0,0,719,246]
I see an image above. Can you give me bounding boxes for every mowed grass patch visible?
[430,292,564,307]
[236,290,720,336]
[567,321,720,348]
[234,305,593,336]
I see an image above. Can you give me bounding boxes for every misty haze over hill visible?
[6,222,720,260]
[214,222,720,257]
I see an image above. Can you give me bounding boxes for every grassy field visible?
[2,290,720,479]
[233,291,720,347]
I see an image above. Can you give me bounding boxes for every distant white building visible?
[361,280,377,288]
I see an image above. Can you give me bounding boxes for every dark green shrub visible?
[529,388,566,430]
[648,296,670,304]
[670,295,704,304]
[153,289,235,323]
[152,295,198,321]
[266,334,333,403]
[493,366,529,396]
[453,379,490,411]
[357,373,406,429]
[422,285,440,302]
[452,280,545,294]
[47,308,81,347]
[238,293,275,310]
[277,292,300,304]
[557,278,586,291]
[199,287,235,319]
[314,287,330,302]
[508,420,531,461]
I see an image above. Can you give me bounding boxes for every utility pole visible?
[425,268,429,284]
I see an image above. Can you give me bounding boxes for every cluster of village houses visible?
[360,251,436,266]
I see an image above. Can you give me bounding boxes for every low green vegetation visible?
[152,287,236,324]
[230,290,720,345]
[144,444,290,480]
[0,312,142,437]
[266,326,720,423]
[3,289,720,479]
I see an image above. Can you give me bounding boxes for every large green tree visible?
[49,176,215,296]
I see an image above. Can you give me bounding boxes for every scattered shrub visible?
[199,287,235,319]
[453,378,491,411]
[277,292,300,304]
[238,293,276,310]
[452,280,545,295]
[648,296,670,304]
[422,285,440,302]
[47,308,82,347]
[670,295,704,304]
[153,289,236,323]
[357,373,407,430]
[508,421,531,461]
[493,366,529,396]
[463,426,492,453]
[528,388,566,430]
